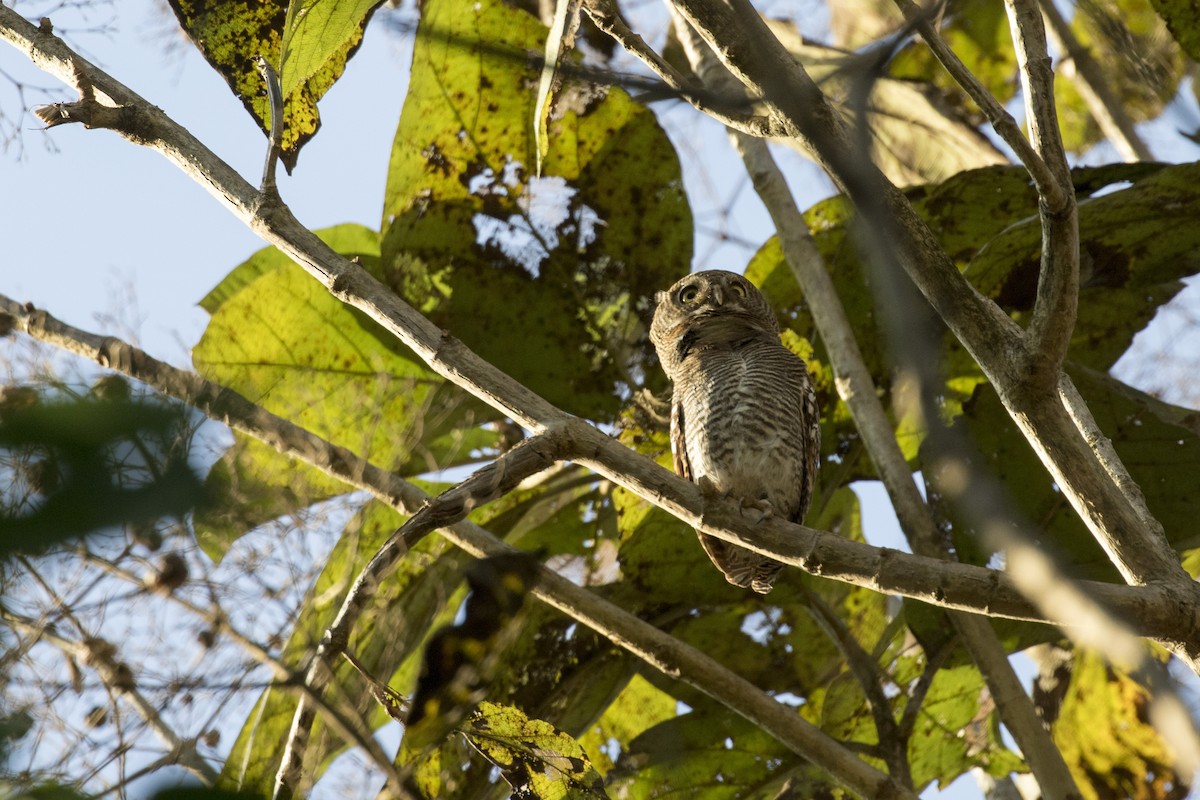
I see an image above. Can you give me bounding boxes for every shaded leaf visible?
[1054,0,1184,154]
[890,0,1019,114]
[1150,0,1200,60]
[577,674,676,772]
[956,365,1200,581]
[405,552,541,747]
[380,0,691,420]
[768,23,1007,187]
[0,397,204,554]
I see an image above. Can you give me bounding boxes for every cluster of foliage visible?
[5,0,1200,797]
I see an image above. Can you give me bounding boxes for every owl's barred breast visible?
[650,269,819,592]
[675,338,811,520]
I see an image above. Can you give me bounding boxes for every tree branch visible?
[74,551,407,794]
[1004,0,1079,387]
[5,295,1189,642]
[273,431,569,800]
[2,296,918,799]
[889,0,1065,208]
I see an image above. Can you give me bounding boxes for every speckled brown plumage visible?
[650,270,820,593]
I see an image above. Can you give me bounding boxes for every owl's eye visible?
[730,282,747,298]
[678,285,700,303]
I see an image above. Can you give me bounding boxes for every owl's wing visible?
[793,377,822,525]
[669,400,692,482]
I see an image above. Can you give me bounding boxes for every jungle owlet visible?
[650,270,820,594]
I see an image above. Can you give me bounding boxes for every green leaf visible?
[577,674,676,772]
[767,23,1006,188]
[0,397,205,554]
[200,223,381,313]
[280,1,382,101]
[964,163,1198,371]
[167,0,379,171]
[218,502,469,794]
[890,0,1019,112]
[1151,0,1200,59]
[194,226,498,555]
[1053,0,1183,154]
[380,0,691,420]
[462,701,610,799]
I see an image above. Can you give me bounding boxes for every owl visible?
[650,270,820,594]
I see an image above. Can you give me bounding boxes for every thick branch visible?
[3,297,1193,646]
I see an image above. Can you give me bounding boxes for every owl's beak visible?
[711,286,725,306]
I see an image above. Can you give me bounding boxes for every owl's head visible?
[650,270,780,374]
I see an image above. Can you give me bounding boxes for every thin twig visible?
[2,609,220,785]
[1003,0,1079,387]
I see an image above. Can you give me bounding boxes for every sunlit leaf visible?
[1052,649,1182,800]
[906,663,1024,789]
[606,708,813,799]
[280,1,383,101]
[167,0,379,170]
[462,701,610,799]
[194,225,498,555]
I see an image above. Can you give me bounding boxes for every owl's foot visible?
[738,497,775,525]
[697,477,775,524]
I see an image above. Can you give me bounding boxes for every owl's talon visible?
[697,475,724,499]
[740,497,775,525]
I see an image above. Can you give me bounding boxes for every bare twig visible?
[74,550,405,789]
[2,609,220,785]
[1004,0,1079,387]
